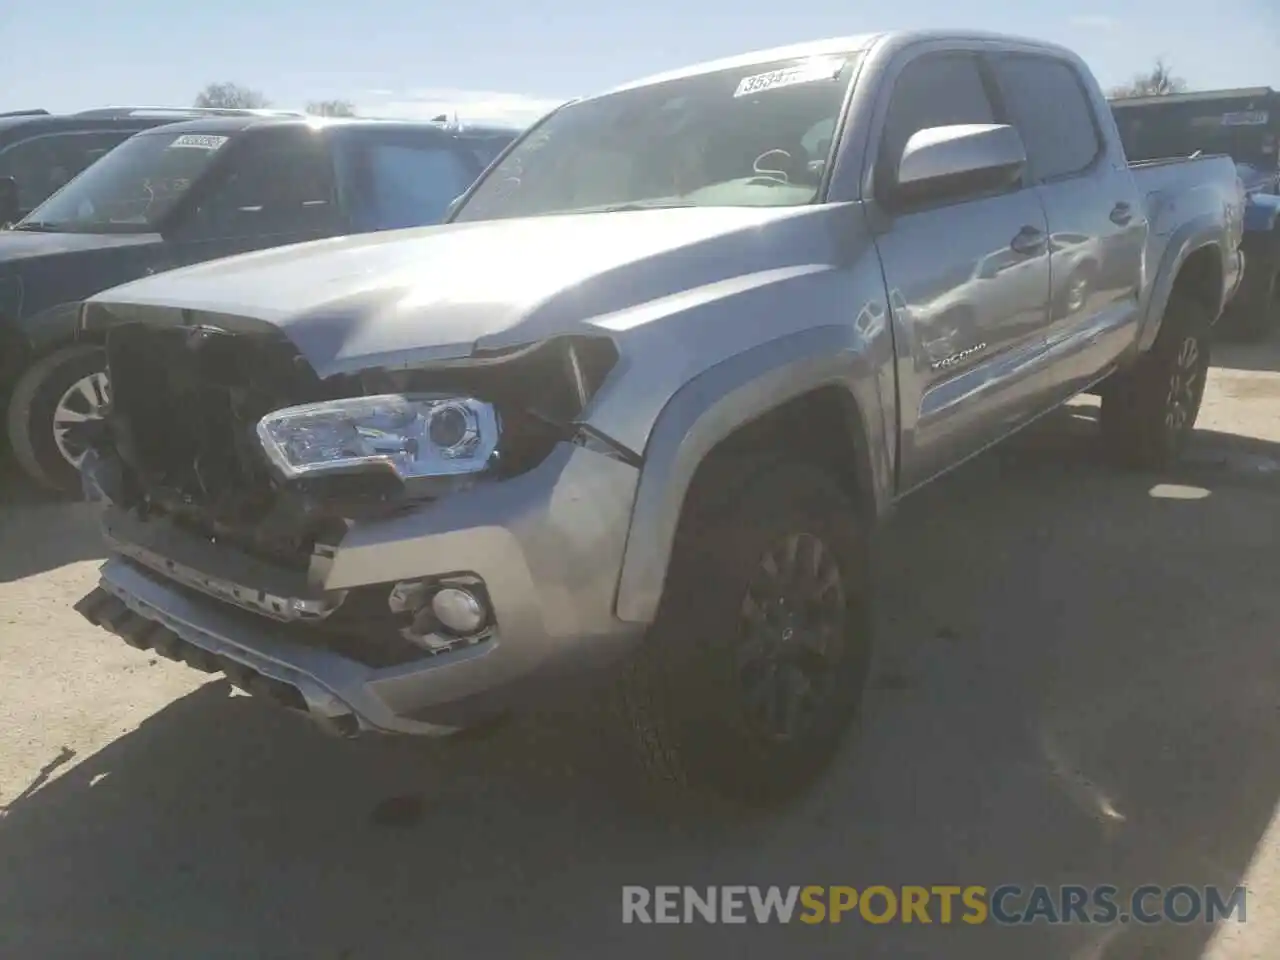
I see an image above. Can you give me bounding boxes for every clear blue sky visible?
[2,0,1277,124]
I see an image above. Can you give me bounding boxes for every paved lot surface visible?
[2,339,1279,959]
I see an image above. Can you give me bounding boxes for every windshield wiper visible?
[548,199,697,215]
[595,199,697,213]
[11,221,63,232]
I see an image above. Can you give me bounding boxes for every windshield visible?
[1113,102,1279,171]
[17,129,231,234]
[453,53,862,222]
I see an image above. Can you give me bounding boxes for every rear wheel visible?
[617,459,873,803]
[1099,293,1211,469]
[6,343,109,495]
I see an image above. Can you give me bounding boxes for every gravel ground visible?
[1,339,1279,959]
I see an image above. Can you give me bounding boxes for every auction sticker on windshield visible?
[734,59,845,98]
[169,134,230,150]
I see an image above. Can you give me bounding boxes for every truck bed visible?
[1128,152,1238,197]
[1126,154,1244,315]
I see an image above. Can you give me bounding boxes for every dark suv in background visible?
[0,114,520,493]
[0,106,304,224]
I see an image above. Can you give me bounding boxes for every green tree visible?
[306,99,357,117]
[1110,58,1188,98]
[194,82,271,109]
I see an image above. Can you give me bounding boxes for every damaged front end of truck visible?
[73,299,646,736]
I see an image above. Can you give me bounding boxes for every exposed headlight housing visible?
[256,394,500,481]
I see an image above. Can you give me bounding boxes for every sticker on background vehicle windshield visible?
[168,134,230,150]
[1222,111,1269,127]
[733,58,845,98]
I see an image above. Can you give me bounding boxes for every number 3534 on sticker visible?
[733,58,845,98]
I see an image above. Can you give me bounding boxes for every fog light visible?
[431,586,487,635]
[388,580,431,615]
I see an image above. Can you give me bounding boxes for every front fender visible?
[613,323,891,625]
[0,275,25,391]
[18,300,86,356]
[1136,214,1228,353]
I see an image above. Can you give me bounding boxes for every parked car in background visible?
[0,106,305,226]
[1111,87,1280,339]
[75,30,1242,801]
[0,114,520,492]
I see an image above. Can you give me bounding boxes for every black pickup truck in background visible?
[0,114,519,493]
[0,106,306,224]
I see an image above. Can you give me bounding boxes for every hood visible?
[87,205,834,377]
[0,229,160,266]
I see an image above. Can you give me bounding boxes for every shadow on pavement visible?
[3,411,1280,958]
[1211,334,1280,374]
[0,446,63,507]
[0,453,104,582]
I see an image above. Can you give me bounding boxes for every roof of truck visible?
[601,29,1083,96]
[605,34,883,93]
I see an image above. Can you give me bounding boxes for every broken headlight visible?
[256,394,500,481]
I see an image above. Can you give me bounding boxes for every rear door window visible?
[990,55,1103,181]
[340,136,478,231]
[878,53,999,192]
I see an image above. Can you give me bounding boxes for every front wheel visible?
[617,459,873,803]
[1099,294,1211,469]
[6,343,110,495]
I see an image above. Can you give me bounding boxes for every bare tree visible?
[306,99,357,118]
[1109,58,1188,98]
[194,82,271,109]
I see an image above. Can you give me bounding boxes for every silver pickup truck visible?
[73,30,1244,801]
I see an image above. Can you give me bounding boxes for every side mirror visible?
[0,177,19,227]
[894,124,1026,206]
[444,194,464,221]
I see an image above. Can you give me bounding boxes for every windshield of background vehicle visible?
[452,52,863,221]
[1113,102,1280,171]
[16,129,230,234]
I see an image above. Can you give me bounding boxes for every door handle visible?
[1010,225,1047,257]
[1110,201,1134,226]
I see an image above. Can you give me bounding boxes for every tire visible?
[1099,293,1211,470]
[6,343,108,495]
[617,457,873,804]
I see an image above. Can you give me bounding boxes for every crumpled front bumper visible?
[76,441,647,735]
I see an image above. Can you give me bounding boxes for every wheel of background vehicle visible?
[1098,293,1211,470]
[1064,273,1090,316]
[617,457,873,804]
[1055,261,1096,320]
[6,343,109,495]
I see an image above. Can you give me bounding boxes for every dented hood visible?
[85,205,827,377]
